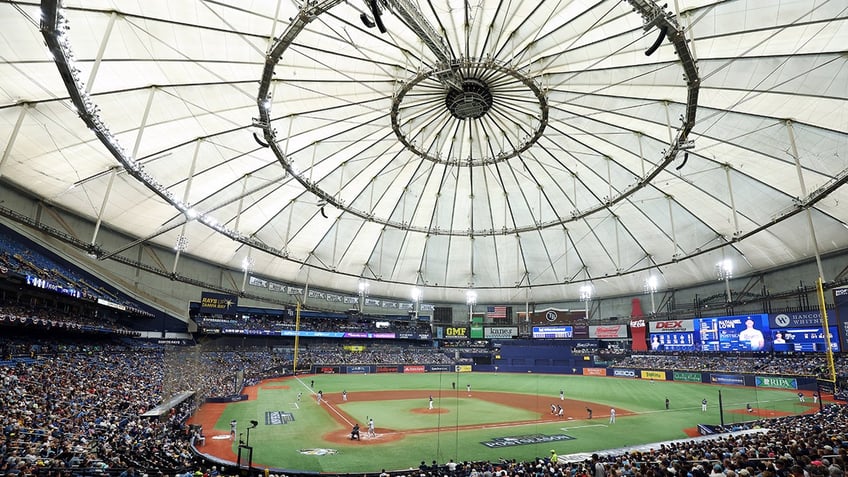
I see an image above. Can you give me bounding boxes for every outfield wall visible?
[302,362,819,392]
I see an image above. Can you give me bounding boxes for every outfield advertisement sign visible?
[346,366,370,374]
[641,370,667,381]
[317,366,340,374]
[755,376,797,389]
[673,371,703,382]
[612,368,637,378]
[484,327,518,339]
[403,365,426,373]
[710,374,745,386]
[481,433,574,448]
[455,365,473,373]
[376,366,398,373]
[429,365,452,372]
[582,368,606,376]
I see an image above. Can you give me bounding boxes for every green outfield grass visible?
[207,372,818,473]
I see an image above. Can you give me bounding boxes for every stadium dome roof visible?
[1,0,846,304]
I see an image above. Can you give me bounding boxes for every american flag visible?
[487,305,507,319]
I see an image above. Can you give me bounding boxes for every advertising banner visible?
[346,366,370,374]
[630,319,647,351]
[649,319,696,332]
[769,311,824,328]
[428,365,452,372]
[376,366,398,373]
[641,370,667,381]
[403,365,426,373]
[590,324,628,339]
[455,365,473,373]
[317,366,340,374]
[582,368,607,376]
[612,368,637,378]
[755,376,797,389]
[484,327,518,339]
[709,374,745,386]
[470,316,484,339]
[199,292,239,315]
[673,371,703,383]
[440,326,469,339]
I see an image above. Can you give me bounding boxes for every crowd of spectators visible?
[397,403,847,477]
[0,340,199,477]
[0,233,150,318]
[1,333,846,477]
[607,353,847,380]
[0,304,136,339]
[194,314,428,335]
[295,344,456,366]
[0,334,460,477]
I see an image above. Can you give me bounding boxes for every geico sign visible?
[655,321,683,329]
[614,369,636,377]
[445,327,468,337]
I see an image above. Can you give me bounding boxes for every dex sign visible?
[649,319,695,332]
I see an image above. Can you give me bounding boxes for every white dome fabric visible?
[1,0,846,305]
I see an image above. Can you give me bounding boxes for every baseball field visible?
[188,372,820,473]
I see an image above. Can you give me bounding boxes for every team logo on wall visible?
[481,433,574,448]
[546,311,557,322]
[298,448,338,456]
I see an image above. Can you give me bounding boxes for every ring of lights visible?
[389,58,549,167]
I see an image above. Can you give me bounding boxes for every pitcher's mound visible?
[411,407,448,414]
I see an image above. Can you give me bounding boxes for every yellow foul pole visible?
[816,277,836,383]
[292,302,301,374]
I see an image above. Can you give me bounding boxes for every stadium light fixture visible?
[579,284,594,320]
[466,290,477,322]
[645,275,658,314]
[715,259,733,302]
[358,281,370,313]
[411,288,421,318]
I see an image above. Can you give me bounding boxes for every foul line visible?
[561,424,608,430]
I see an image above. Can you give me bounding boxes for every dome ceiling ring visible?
[390,57,549,167]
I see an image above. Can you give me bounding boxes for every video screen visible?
[532,326,573,339]
[650,332,695,351]
[772,326,840,352]
[697,314,770,351]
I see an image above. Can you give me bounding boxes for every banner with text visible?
[590,324,628,339]
[199,292,239,315]
[484,327,518,339]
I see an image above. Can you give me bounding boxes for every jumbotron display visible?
[649,314,839,353]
